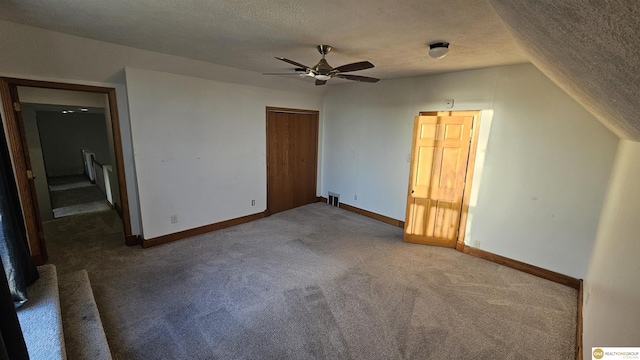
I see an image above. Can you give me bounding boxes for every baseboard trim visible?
[461,245,581,289]
[316,196,404,228]
[576,279,583,360]
[142,211,268,248]
[339,203,404,228]
[125,235,141,246]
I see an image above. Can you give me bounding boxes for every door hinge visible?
[26,169,35,180]
[13,102,21,112]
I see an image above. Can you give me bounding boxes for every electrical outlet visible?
[251,199,255,206]
[170,214,178,224]
[354,195,357,200]
[473,240,480,248]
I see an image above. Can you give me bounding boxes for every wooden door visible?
[267,108,319,214]
[404,113,475,247]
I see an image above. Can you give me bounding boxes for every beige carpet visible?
[44,203,577,359]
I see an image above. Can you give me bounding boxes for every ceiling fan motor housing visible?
[314,58,333,77]
[270,44,379,85]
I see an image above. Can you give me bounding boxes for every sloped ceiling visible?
[488,0,640,140]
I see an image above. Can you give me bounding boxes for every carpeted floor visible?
[45,203,577,359]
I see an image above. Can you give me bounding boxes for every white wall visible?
[582,140,640,355]
[125,68,323,239]
[0,20,325,236]
[322,64,618,278]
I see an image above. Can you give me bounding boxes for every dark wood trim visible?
[266,107,320,114]
[106,88,132,237]
[0,77,114,93]
[125,235,141,247]
[461,245,581,289]
[142,211,268,248]
[338,202,405,228]
[0,79,46,261]
[316,196,404,228]
[0,77,134,256]
[455,240,465,252]
[576,279,583,360]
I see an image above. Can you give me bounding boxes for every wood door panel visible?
[404,114,474,247]
[415,146,435,188]
[407,198,458,239]
[439,147,461,190]
[267,109,318,214]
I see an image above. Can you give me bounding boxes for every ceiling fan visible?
[264,45,380,86]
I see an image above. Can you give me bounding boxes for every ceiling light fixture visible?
[429,42,450,59]
[80,108,88,112]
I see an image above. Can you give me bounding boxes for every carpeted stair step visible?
[58,270,112,360]
[17,264,67,360]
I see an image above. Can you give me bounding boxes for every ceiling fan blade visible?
[336,74,380,83]
[275,57,310,69]
[315,79,327,86]
[332,61,374,73]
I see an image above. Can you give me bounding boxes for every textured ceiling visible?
[2,0,635,140]
[0,0,528,81]
[489,0,640,140]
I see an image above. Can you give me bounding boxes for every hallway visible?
[48,175,111,219]
[42,173,125,273]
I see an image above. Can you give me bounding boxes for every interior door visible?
[267,109,319,214]
[404,114,474,247]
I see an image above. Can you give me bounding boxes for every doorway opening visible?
[266,107,319,215]
[0,77,133,264]
[404,111,481,249]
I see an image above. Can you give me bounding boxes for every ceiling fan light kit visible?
[266,45,380,86]
[429,42,450,59]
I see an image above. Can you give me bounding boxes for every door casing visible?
[0,77,134,264]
